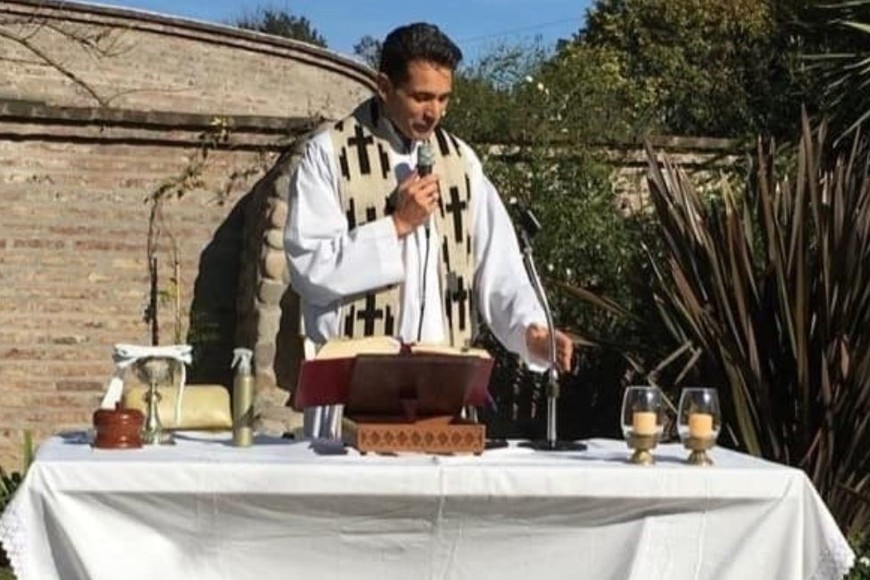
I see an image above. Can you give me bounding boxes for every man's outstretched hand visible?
[525,323,574,373]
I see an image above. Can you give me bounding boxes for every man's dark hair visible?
[379,23,463,85]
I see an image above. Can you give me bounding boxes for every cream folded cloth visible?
[99,344,193,423]
[121,384,231,430]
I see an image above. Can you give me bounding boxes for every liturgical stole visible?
[328,99,475,347]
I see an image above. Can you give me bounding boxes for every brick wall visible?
[0,0,375,117]
[0,109,309,467]
[0,0,376,468]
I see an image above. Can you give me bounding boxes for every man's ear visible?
[376,72,391,101]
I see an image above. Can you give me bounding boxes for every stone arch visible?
[233,124,334,433]
[236,133,307,388]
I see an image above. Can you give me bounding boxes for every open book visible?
[293,337,493,417]
[314,336,491,360]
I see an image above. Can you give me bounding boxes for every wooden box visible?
[343,415,485,455]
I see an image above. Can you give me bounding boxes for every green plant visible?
[644,112,870,535]
[0,432,33,514]
[578,0,812,139]
[0,468,22,516]
[1,431,34,572]
[447,39,678,439]
[449,47,659,439]
[143,118,233,346]
[802,1,870,142]
[850,533,870,579]
[233,6,327,47]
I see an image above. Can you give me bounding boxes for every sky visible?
[90,0,593,63]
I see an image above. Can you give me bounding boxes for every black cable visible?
[417,226,431,342]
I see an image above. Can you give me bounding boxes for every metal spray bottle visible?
[231,348,254,447]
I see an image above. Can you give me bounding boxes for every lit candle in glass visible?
[678,388,721,466]
[632,411,658,436]
[688,412,713,439]
[621,386,663,465]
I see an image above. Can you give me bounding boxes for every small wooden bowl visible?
[93,405,144,449]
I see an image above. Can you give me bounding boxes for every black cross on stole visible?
[347,124,374,176]
[445,186,467,244]
[356,292,395,336]
[356,293,384,336]
[444,275,470,331]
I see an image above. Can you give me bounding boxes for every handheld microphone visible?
[417,141,434,177]
[417,141,435,234]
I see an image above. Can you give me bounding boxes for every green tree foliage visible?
[448,1,811,142]
[448,40,651,144]
[447,43,543,143]
[534,43,658,142]
[446,44,666,439]
[353,35,382,69]
[576,0,810,139]
[850,533,870,579]
[234,6,327,47]
[802,1,870,141]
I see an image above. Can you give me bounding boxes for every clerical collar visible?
[372,98,419,154]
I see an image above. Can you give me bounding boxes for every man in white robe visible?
[284,23,573,437]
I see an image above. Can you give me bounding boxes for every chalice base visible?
[141,428,175,446]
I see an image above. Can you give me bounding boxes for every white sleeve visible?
[284,133,405,307]
[465,143,547,365]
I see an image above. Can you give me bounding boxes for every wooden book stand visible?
[342,354,489,454]
[295,349,493,454]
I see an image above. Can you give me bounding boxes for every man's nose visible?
[425,102,443,121]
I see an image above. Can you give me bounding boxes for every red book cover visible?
[292,340,493,416]
[292,357,355,409]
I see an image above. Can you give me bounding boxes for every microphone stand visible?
[517,207,586,452]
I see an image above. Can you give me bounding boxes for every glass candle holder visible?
[621,386,664,465]
[677,387,721,465]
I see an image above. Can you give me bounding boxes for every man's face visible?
[378,59,453,142]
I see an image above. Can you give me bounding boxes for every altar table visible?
[0,433,855,580]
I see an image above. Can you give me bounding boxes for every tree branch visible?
[0,26,109,106]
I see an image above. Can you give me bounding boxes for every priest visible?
[284,22,574,437]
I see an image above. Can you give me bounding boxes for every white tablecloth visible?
[0,433,855,580]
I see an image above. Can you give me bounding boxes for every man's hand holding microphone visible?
[392,142,437,238]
